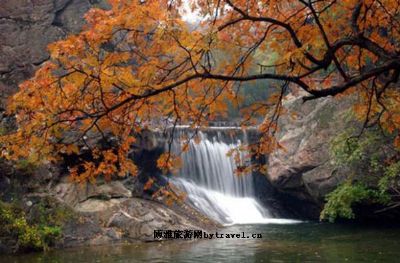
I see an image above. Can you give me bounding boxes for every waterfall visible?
[176,131,253,197]
[168,128,300,225]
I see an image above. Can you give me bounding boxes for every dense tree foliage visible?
[1,0,400,184]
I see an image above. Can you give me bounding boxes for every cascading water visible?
[168,128,300,225]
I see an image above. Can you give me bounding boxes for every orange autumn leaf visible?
[143,178,155,191]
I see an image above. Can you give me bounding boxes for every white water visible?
[169,130,301,225]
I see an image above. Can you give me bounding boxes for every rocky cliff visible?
[0,0,109,107]
[266,94,351,218]
[266,92,400,221]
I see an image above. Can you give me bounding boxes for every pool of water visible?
[4,223,400,262]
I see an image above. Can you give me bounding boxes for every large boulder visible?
[52,178,218,246]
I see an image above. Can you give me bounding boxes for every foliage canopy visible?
[1,0,400,182]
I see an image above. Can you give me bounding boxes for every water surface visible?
[5,223,400,262]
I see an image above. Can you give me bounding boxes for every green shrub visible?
[40,226,62,246]
[320,182,388,222]
[324,127,398,222]
[0,201,62,252]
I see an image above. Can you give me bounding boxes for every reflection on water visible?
[4,223,400,262]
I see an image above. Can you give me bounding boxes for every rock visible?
[60,193,218,245]
[52,178,219,245]
[54,180,133,206]
[0,174,11,194]
[267,93,355,218]
[102,198,211,241]
[62,214,107,248]
[75,198,125,213]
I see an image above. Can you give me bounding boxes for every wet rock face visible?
[266,94,356,219]
[0,0,109,107]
